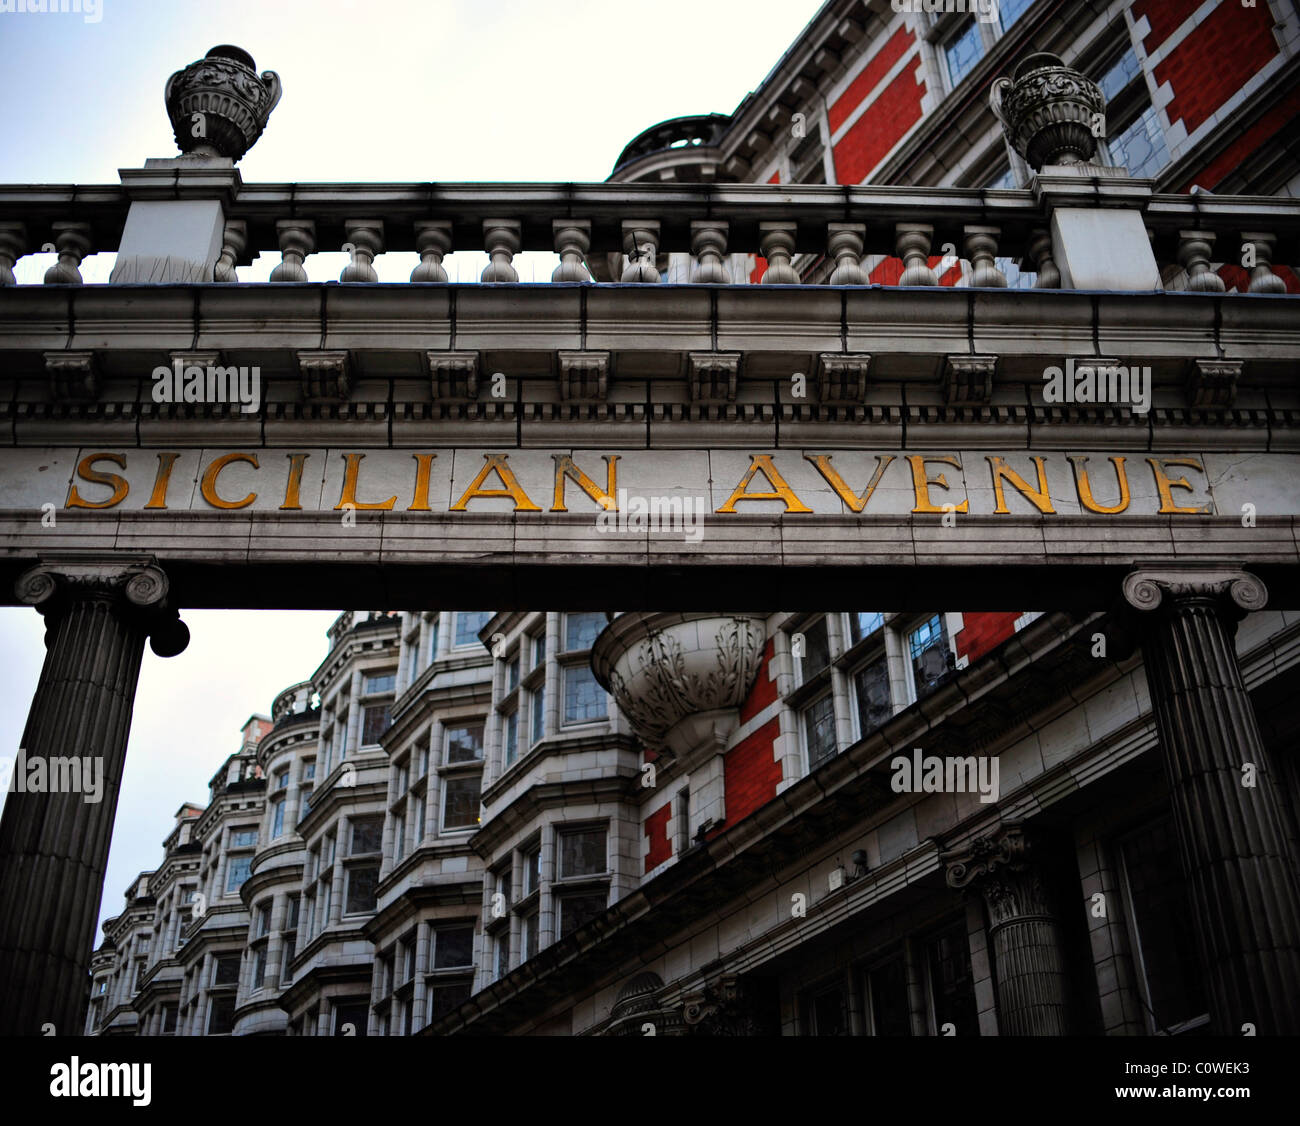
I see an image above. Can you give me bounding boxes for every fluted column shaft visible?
[1124,568,1300,1034]
[0,561,186,1035]
[945,825,1071,1035]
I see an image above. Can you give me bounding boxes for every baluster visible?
[895,223,938,286]
[270,220,315,282]
[481,220,520,282]
[1027,229,1060,289]
[621,220,660,283]
[1177,230,1225,293]
[411,221,451,282]
[43,222,92,285]
[963,225,1007,288]
[758,222,798,284]
[827,223,867,285]
[1239,231,1286,295]
[213,219,246,282]
[551,221,592,282]
[340,220,384,282]
[690,221,730,283]
[0,222,25,286]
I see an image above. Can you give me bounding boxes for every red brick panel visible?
[644,802,672,872]
[1154,0,1277,134]
[1132,0,1205,53]
[722,717,782,829]
[831,57,924,185]
[738,637,777,725]
[828,24,916,133]
[954,611,1021,664]
[1177,87,1300,192]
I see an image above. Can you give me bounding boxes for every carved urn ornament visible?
[591,612,768,758]
[165,45,282,161]
[990,52,1105,170]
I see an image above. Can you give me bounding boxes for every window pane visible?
[213,955,240,986]
[225,855,252,893]
[998,0,1034,30]
[1097,47,1142,103]
[909,615,952,699]
[854,657,892,738]
[428,980,472,1024]
[524,848,540,894]
[345,863,380,914]
[504,709,519,765]
[1119,819,1207,1029]
[849,612,884,645]
[230,828,257,848]
[272,799,285,838]
[868,957,912,1036]
[275,769,289,789]
[455,611,492,647]
[565,612,606,651]
[803,693,837,768]
[446,723,485,764]
[558,890,607,938]
[524,912,539,959]
[432,925,475,968]
[443,775,481,830]
[563,664,605,724]
[799,618,830,681]
[362,703,391,745]
[495,935,510,980]
[507,657,520,691]
[207,994,236,1034]
[927,922,978,1035]
[1108,104,1169,180]
[350,817,383,855]
[333,1000,368,1036]
[531,685,547,744]
[560,828,606,877]
[945,18,983,86]
[364,671,396,694]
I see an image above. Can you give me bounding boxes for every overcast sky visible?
[0,0,823,940]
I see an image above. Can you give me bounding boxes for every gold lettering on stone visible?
[65,452,129,510]
[551,454,619,512]
[1147,456,1213,515]
[804,453,895,513]
[335,453,397,511]
[1068,456,1131,515]
[200,452,259,510]
[450,453,541,512]
[907,455,968,514]
[987,456,1055,515]
[144,452,180,510]
[408,453,437,512]
[280,453,310,511]
[716,455,813,514]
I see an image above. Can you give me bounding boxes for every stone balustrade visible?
[0,180,1295,292]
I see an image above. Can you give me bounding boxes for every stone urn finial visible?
[990,52,1105,170]
[165,45,282,162]
[591,612,768,759]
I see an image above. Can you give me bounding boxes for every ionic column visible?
[0,560,188,1036]
[944,824,1071,1035]
[1123,567,1300,1034]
